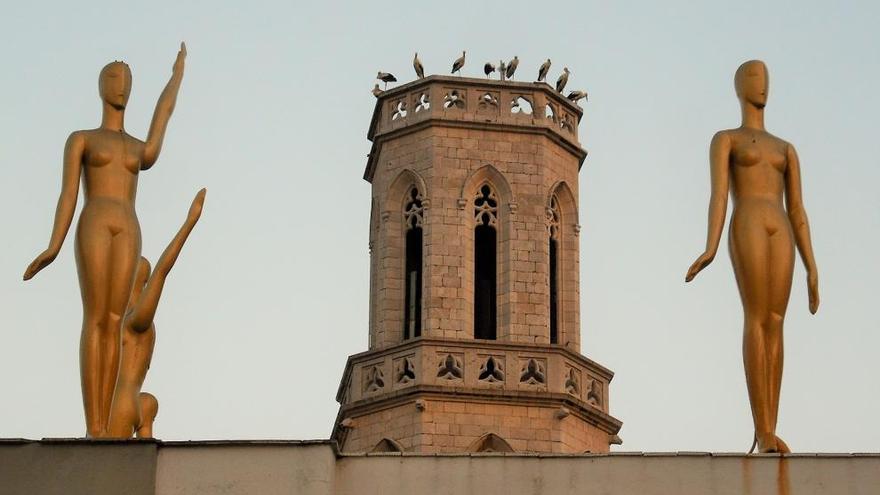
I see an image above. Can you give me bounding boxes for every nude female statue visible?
[686,60,819,453]
[24,43,187,437]
[108,189,205,438]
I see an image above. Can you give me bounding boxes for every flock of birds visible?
[373,52,588,105]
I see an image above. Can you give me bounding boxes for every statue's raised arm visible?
[142,42,186,169]
[128,188,206,332]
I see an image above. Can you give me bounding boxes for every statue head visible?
[99,61,132,110]
[735,60,768,109]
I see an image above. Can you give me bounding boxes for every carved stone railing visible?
[365,76,585,181]
[336,338,612,416]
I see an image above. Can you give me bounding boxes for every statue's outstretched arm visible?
[142,42,186,169]
[784,144,819,314]
[128,188,205,332]
[24,132,85,280]
[686,131,731,282]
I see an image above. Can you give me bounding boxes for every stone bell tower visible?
[332,74,622,453]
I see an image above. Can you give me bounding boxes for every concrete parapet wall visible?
[2,440,879,495]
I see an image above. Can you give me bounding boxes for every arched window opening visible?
[403,187,424,339]
[548,196,560,344]
[474,184,498,340]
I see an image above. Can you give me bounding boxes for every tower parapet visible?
[336,74,621,454]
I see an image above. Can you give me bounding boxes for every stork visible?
[483,62,496,78]
[505,55,519,80]
[567,90,588,103]
[555,67,570,93]
[537,58,551,82]
[377,71,397,89]
[413,52,424,79]
[451,50,466,75]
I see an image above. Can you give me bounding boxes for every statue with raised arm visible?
[108,189,205,438]
[685,60,819,453]
[23,43,187,437]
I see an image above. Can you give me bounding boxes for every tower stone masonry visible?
[332,75,622,453]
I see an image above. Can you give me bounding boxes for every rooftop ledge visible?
[3,439,879,458]
[4,440,879,495]
[364,75,587,181]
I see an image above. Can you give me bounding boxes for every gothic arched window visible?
[474,184,498,340]
[403,187,424,339]
[547,195,561,344]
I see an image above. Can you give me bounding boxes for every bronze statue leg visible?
[75,217,113,437]
[767,226,794,450]
[100,226,141,435]
[730,211,776,452]
[75,210,140,437]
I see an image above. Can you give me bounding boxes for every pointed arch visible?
[368,197,378,349]
[459,164,514,208]
[467,432,515,453]
[459,165,514,342]
[385,168,429,213]
[546,181,580,350]
[371,437,405,453]
[547,180,578,227]
[374,168,430,348]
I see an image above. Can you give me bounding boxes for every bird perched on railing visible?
[377,71,397,89]
[556,67,570,93]
[413,52,424,79]
[484,62,496,78]
[498,59,507,81]
[505,56,519,80]
[537,59,551,82]
[567,90,588,104]
[372,84,383,98]
[452,51,466,75]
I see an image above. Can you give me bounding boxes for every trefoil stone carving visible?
[396,357,416,385]
[364,365,385,394]
[443,89,465,109]
[415,92,430,112]
[478,356,505,383]
[437,354,463,380]
[586,379,602,407]
[564,367,579,395]
[474,184,498,227]
[519,358,546,385]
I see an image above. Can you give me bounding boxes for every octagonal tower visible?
[332,75,622,454]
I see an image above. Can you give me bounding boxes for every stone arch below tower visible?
[467,432,516,453]
[371,437,405,453]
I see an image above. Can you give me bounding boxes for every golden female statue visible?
[686,60,819,453]
[108,189,205,438]
[24,43,187,437]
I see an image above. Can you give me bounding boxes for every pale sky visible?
[1,1,878,452]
